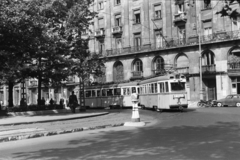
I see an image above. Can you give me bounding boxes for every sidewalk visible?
[0,108,109,126]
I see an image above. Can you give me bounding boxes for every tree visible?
[216,0,240,19]
[0,0,42,107]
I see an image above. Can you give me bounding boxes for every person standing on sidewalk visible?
[69,91,78,113]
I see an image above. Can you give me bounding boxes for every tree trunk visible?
[8,81,14,107]
[37,74,42,106]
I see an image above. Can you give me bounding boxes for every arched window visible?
[176,54,189,68]
[202,51,214,66]
[133,59,143,71]
[154,57,164,70]
[113,61,124,82]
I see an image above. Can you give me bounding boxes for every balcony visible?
[95,29,240,58]
[173,12,187,24]
[130,71,143,80]
[95,29,105,38]
[112,26,122,35]
[175,67,189,75]
[228,62,240,76]
[202,64,216,74]
[152,69,166,76]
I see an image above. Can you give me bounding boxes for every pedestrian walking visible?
[69,91,78,113]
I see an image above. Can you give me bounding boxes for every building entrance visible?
[203,78,217,101]
[231,77,240,94]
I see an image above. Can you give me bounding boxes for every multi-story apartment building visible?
[1,0,240,106]
[87,0,240,104]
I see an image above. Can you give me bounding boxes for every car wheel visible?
[236,103,240,107]
[217,102,222,107]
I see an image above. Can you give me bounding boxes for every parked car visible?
[215,94,240,107]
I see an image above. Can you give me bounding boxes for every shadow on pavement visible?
[10,119,240,160]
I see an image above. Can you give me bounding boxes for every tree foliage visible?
[0,0,104,106]
[216,0,240,19]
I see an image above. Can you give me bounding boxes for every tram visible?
[138,74,188,111]
[84,81,139,109]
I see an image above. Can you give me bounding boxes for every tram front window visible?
[171,82,185,91]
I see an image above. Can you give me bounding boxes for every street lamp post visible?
[196,7,203,100]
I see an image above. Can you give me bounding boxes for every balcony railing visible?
[202,64,216,73]
[95,29,105,37]
[152,69,166,76]
[174,12,187,23]
[112,26,122,34]
[228,62,240,70]
[96,30,240,57]
[131,71,143,79]
[175,67,189,74]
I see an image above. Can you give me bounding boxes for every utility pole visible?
[196,7,203,100]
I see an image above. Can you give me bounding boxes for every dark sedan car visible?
[215,94,240,107]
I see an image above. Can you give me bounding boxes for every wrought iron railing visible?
[228,62,240,70]
[97,30,240,57]
[131,71,143,78]
[202,64,216,73]
[152,69,166,76]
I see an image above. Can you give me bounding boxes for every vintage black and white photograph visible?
[1,0,240,159]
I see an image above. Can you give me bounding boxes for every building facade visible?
[1,0,240,106]
[87,0,240,104]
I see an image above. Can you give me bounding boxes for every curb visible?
[0,112,109,126]
[0,123,124,143]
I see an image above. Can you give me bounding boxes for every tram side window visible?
[126,88,130,95]
[97,90,100,97]
[137,87,140,94]
[159,82,165,93]
[171,82,185,91]
[132,87,136,93]
[165,82,169,92]
[107,89,113,96]
[102,89,106,96]
[85,90,91,97]
[92,90,96,97]
[154,83,158,93]
[114,88,121,95]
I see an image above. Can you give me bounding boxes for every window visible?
[202,51,214,66]
[114,88,121,95]
[155,30,163,48]
[98,1,104,10]
[92,90,96,97]
[154,4,161,19]
[203,0,211,9]
[102,89,106,96]
[85,91,91,97]
[107,89,113,96]
[132,87,136,93]
[134,33,141,51]
[115,14,121,26]
[116,38,122,53]
[99,41,105,54]
[98,18,104,28]
[133,10,141,24]
[165,82,169,92]
[171,82,185,91]
[232,17,240,31]
[178,25,186,39]
[134,59,143,72]
[115,0,121,5]
[203,20,212,36]
[155,57,164,71]
[159,82,165,93]
[177,4,184,13]
[97,90,100,97]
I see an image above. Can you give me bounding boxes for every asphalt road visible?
[1,108,240,160]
